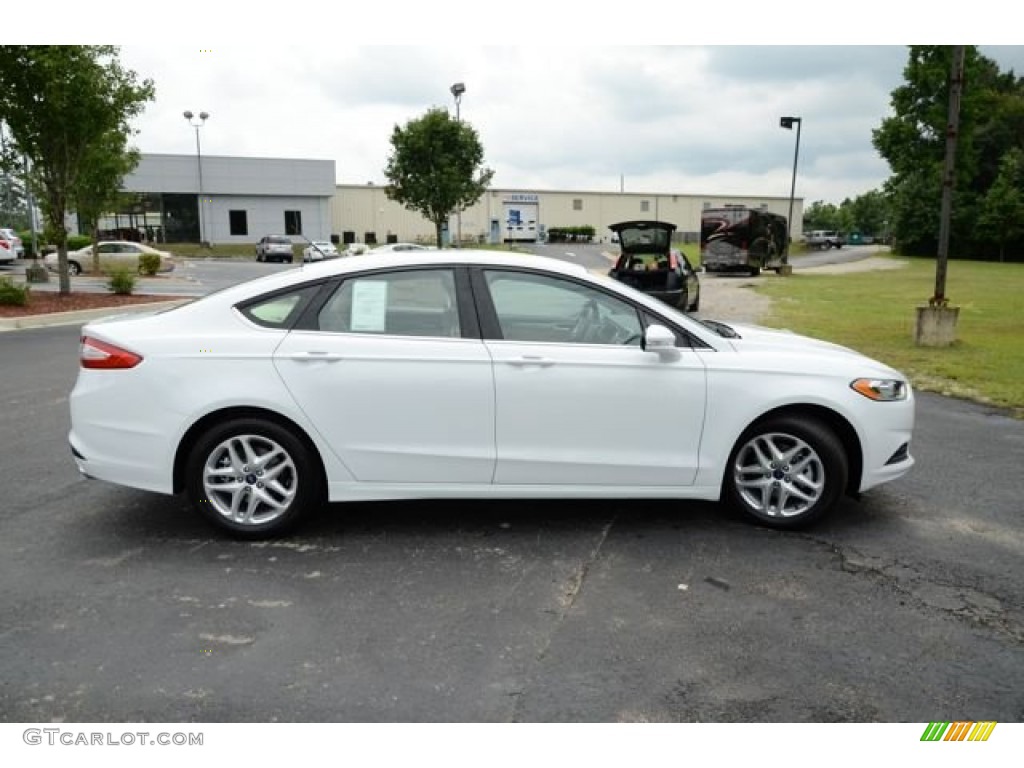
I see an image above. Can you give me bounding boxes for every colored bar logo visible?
[921,721,997,741]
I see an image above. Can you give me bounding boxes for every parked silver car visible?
[256,235,294,263]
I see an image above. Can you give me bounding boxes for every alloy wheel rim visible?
[202,434,298,526]
[733,432,825,518]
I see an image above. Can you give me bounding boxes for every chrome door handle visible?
[288,351,345,362]
[509,355,554,367]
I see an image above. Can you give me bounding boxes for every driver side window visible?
[483,270,643,345]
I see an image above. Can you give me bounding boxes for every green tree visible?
[75,133,140,274]
[977,148,1024,262]
[803,200,841,231]
[384,108,494,248]
[847,189,890,238]
[873,46,1024,258]
[0,169,29,230]
[0,46,154,293]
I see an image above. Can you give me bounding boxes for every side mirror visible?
[643,324,677,354]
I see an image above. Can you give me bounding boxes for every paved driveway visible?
[0,323,1021,722]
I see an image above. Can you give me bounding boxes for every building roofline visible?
[334,182,800,203]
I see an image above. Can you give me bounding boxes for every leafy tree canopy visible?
[384,108,494,248]
[0,45,154,291]
[873,45,1024,260]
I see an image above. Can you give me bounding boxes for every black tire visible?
[256,251,263,262]
[67,261,82,276]
[689,295,700,313]
[723,415,847,529]
[287,256,294,264]
[185,417,324,538]
[750,265,760,277]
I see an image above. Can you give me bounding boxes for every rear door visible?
[273,267,496,484]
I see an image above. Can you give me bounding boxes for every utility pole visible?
[933,45,965,306]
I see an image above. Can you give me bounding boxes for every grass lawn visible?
[756,256,1024,416]
[163,242,255,259]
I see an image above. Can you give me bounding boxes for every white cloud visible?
[70,39,1024,206]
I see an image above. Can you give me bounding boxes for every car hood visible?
[715,322,903,375]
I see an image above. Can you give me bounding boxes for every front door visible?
[477,269,706,486]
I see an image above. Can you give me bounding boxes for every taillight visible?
[80,336,143,369]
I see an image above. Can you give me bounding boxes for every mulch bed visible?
[0,291,188,318]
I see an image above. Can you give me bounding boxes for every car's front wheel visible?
[724,416,847,529]
[185,418,323,538]
[67,261,82,276]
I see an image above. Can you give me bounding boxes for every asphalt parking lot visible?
[1,321,1022,722]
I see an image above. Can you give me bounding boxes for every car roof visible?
[200,249,588,305]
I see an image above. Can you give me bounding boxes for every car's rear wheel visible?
[724,416,847,529]
[186,418,323,538]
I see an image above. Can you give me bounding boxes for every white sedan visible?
[69,251,914,537]
[45,241,175,275]
[302,241,338,261]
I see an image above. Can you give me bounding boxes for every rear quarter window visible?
[237,284,321,329]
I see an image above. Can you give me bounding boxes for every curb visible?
[0,299,191,333]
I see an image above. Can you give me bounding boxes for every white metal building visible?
[114,154,336,244]
[331,184,804,246]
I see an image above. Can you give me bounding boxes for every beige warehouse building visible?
[110,154,803,247]
[332,184,803,246]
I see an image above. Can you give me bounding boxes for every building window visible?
[573,199,583,211]
[284,210,302,235]
[641,200,650,212]
[229,210,248,236]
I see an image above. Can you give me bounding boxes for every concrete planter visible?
[914,304,959,346]
[25,262,50,283]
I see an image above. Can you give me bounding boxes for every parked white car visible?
[45,241,175,275]
[0,237,16,264]
[371,242,434,253]
[302,241,338,262]
[69,250,914,537]
[0,228,25,259]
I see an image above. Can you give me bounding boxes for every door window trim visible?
[468,266,705,348]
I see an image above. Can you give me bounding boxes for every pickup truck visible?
[804,230,844,249]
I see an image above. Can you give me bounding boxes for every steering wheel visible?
[569,299,600,342]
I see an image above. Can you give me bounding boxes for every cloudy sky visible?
[97,10,1022,207]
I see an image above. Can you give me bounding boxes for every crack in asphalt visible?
[509,516,616,722]
[801,533,1024,645]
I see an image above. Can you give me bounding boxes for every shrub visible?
[138,252,161,276]
[0,276,30,306]
[16,230,37,258]
[107,269,136,295]
[67,235,92,251]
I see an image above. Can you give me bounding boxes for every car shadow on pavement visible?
[62,489,883,550]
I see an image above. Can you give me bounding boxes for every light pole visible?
[450,82,465,248]
[183,110,210,247]
[780,115,802,263]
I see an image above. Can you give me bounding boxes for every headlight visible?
[850,378,908,401]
